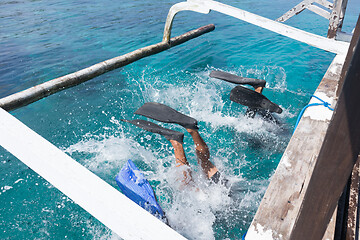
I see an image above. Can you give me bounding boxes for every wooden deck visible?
[247,16,360,240]
[246,53,346,240]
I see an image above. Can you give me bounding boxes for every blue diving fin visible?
[115,159,166,220]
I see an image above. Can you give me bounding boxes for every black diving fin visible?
[210,70,266,88]
[230,85,282,114]
[134,102,198,130]
[121,119,184,143]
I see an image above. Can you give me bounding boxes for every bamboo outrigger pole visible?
[0,24,215,112]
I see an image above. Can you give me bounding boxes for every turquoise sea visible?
[1,0,359,239]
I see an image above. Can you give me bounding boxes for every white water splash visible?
[0,179,24,195]
[63,66,296,239]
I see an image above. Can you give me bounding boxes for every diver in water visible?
[119,102,229,224]
[210,70,283,123]
[122,102,227,186]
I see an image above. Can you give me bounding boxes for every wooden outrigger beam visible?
[247,16,360,240]
[0,24,214,112]
[163,0,349,54]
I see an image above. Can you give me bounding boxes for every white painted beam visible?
[276,0,312,22]
[163,0,350,55]
[306,4,331,19]
[315,0,333,9]
[0,107,186,240]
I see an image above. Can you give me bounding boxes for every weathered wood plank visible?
[290,16,360,240]
[0,24,215,112]
[334,176,351,239]
[247,16,359,240]
[332,158,360,240]
[336,16,360,96]
[323,209,337,240]
[246,52,346,240]
[346,158,360,240]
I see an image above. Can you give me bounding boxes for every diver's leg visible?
[186,129,218,179]
[169,139,193,185]
[169,139,189,167]
[254,86,263,94]
[122,118,193,184]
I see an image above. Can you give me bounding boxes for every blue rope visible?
[242,231,247,240]
[293,95,334,132]
[311,95,335,111]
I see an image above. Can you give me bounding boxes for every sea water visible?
[1,0,359,239]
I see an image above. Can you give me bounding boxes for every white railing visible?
[163,0,350,55]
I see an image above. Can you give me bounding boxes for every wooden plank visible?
[247,16,359,240]
[346,159,360,240]
[0,24,215,112]
[306,4,331,19]
[247,15,360,239]
[0,107,186,240]
[246,53,346,240]
[290,16,360,240]
[334,176,351,239]
[332,158,360,240]
[336,16,360,96]
[323,209,337,240]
